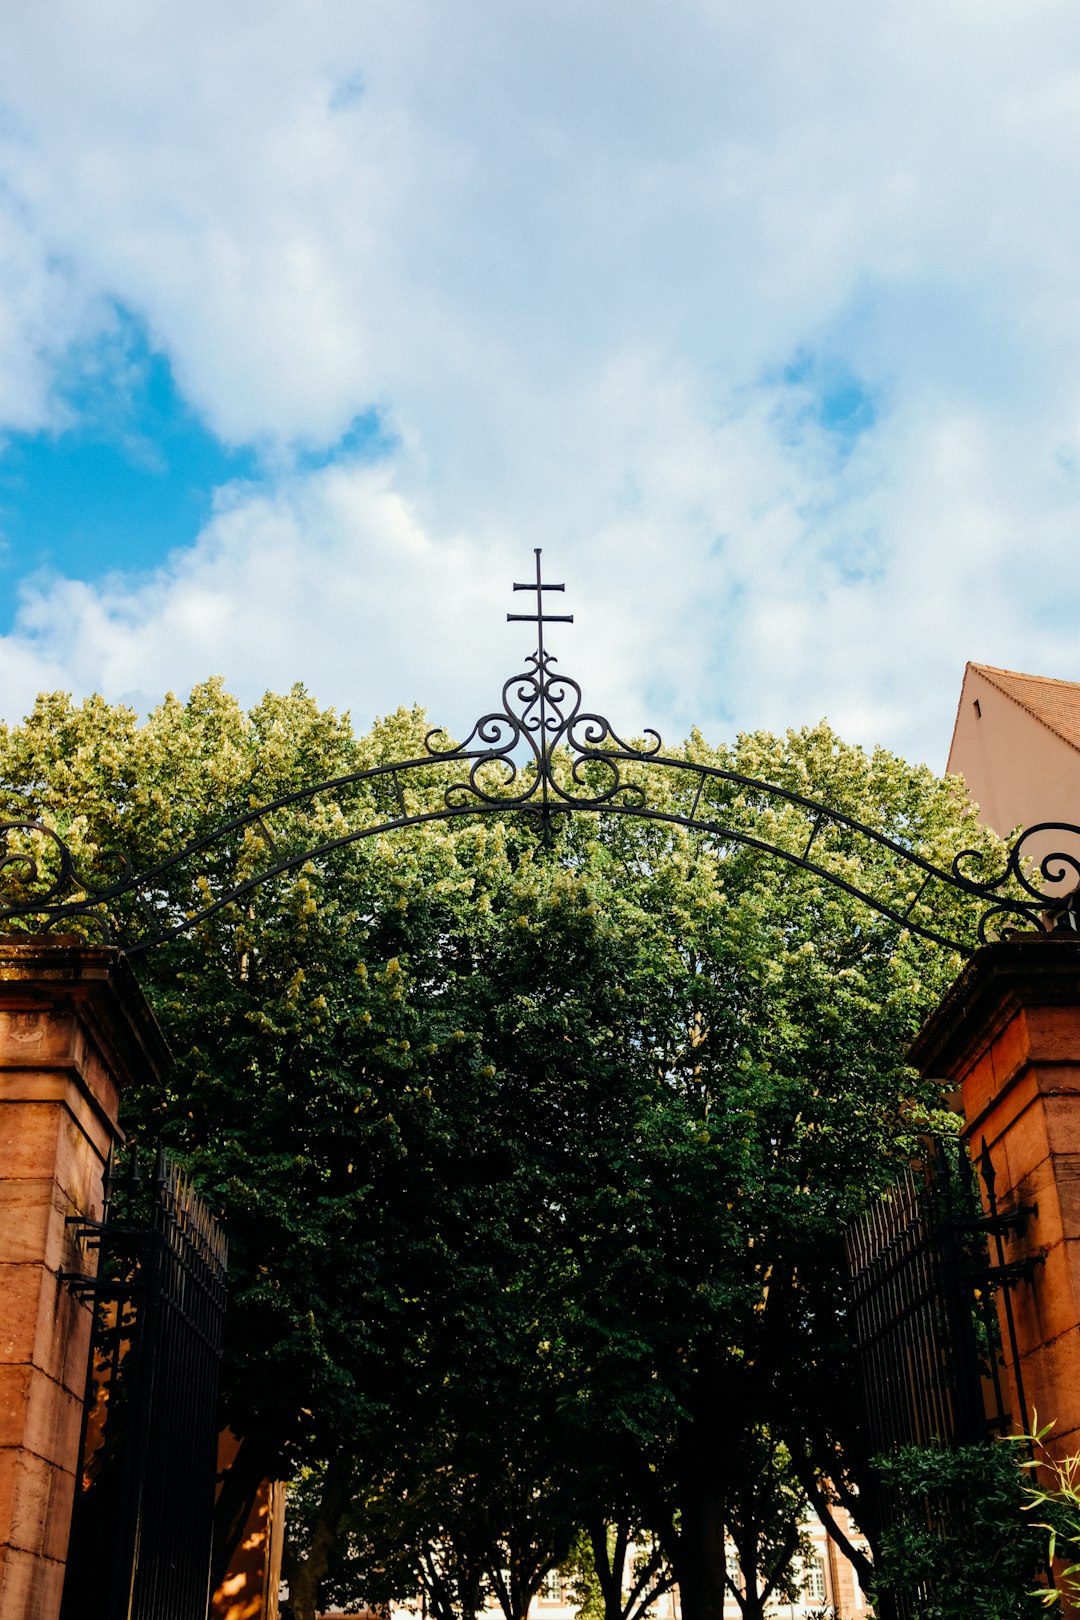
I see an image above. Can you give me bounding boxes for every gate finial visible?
[507,547,574,666]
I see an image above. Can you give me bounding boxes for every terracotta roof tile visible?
[973,662,1080,754]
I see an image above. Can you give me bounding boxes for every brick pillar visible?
[910,935,1080,1460]
[0,939,169,1620]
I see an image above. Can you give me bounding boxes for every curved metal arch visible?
[0,550,1070,956]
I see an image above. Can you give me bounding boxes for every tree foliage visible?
[873,1441,1050,1619]
[0,684,1005,1620]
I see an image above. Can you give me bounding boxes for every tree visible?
[581,1522,676,1620]
[0,690,1003,1620]
[0,685,536,1593]
[513,724,1001,1620]
[721,1428,809,1620]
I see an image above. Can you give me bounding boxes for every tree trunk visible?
[421,1545,487,1620]
[790,1452,876,1591]
[734,1589,765,1620]
[281,1453,353,1620]
[676,1487,727,1620]
[674,1416,729,1620]
[488,1561,540,1620]
[730,1539,764,1620]
[588,1520,628,1620]
[459,1562,485,1620]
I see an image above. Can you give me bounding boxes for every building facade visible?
[948,661,1080,841]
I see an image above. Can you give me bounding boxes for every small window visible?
[724,1545,741,1593]
[802,1554,827,1603]
[973,698,982,718]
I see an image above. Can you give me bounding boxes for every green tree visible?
[0,691,1004,1620]
[573,1523,675,1620]
[517,724,1001,1619]
[722,1428,809,1620]
[0,685,533,1595]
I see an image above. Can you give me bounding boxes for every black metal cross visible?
[507,549,573,663]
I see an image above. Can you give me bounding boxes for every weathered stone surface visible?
[0,941,168,1619]
[0,1445,51,1555]
[0,1101,63,1184]
[0,1265,57,1372]
[0,1538,66,1620]
[0,1366,84,1469]
[0,1183,55,1267]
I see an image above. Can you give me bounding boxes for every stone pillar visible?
[910,935,1080,1460]
[0,939,169,1620]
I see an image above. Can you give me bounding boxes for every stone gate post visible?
[910,935,1080,1461]
[0,939,168,1620]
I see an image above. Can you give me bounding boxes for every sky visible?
[2,1,1080,770]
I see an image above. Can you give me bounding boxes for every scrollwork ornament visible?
[424,648,662,828]
[949,822,1080,941]
[975,902,1036,947]
[1002,823,1080,902]
[0,821,114,943]
[951,845,1009,890]
[0,553,1078,957]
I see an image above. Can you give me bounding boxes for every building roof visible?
[972,662,1080,755]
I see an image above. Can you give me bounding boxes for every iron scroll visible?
[0,551,1069,955]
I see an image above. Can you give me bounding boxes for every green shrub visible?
[872,1441,1050,1620]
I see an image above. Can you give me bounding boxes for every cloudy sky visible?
[1,1,1079,768]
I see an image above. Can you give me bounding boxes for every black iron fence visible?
[846,1143,997,1458]
[845,1138,1040,1618]
[59,1149,228,1620]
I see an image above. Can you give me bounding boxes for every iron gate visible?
[846,1143,995,1458]
[845,1138,1040,1618]
[59,1148,228,1620]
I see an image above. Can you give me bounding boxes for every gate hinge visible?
[964,1255,1045,1287]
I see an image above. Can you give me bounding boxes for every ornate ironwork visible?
[424,550,661,834]
[843,1139,1018,1620]
[845,1143,991,1448]
[843,1136,1051,1618]
[952,824,1080,940]
[0,819,121,941]
[59,1147,228,1620]
[0,548,1074,955]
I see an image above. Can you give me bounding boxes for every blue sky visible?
[0,312,257,616]
[0,306,391,622]
[2,2,1080,767]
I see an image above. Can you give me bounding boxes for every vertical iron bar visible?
[979,1140,1032,1434]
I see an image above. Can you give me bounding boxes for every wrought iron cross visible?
[507,547,573,660]
[505,548,574,829]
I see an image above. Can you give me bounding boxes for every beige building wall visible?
[948,664,1080,837]
[948,663,1080,896]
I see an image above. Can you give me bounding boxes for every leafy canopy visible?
[0,682,1005,1617]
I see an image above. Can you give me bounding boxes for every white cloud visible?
[3,1,1080,768]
